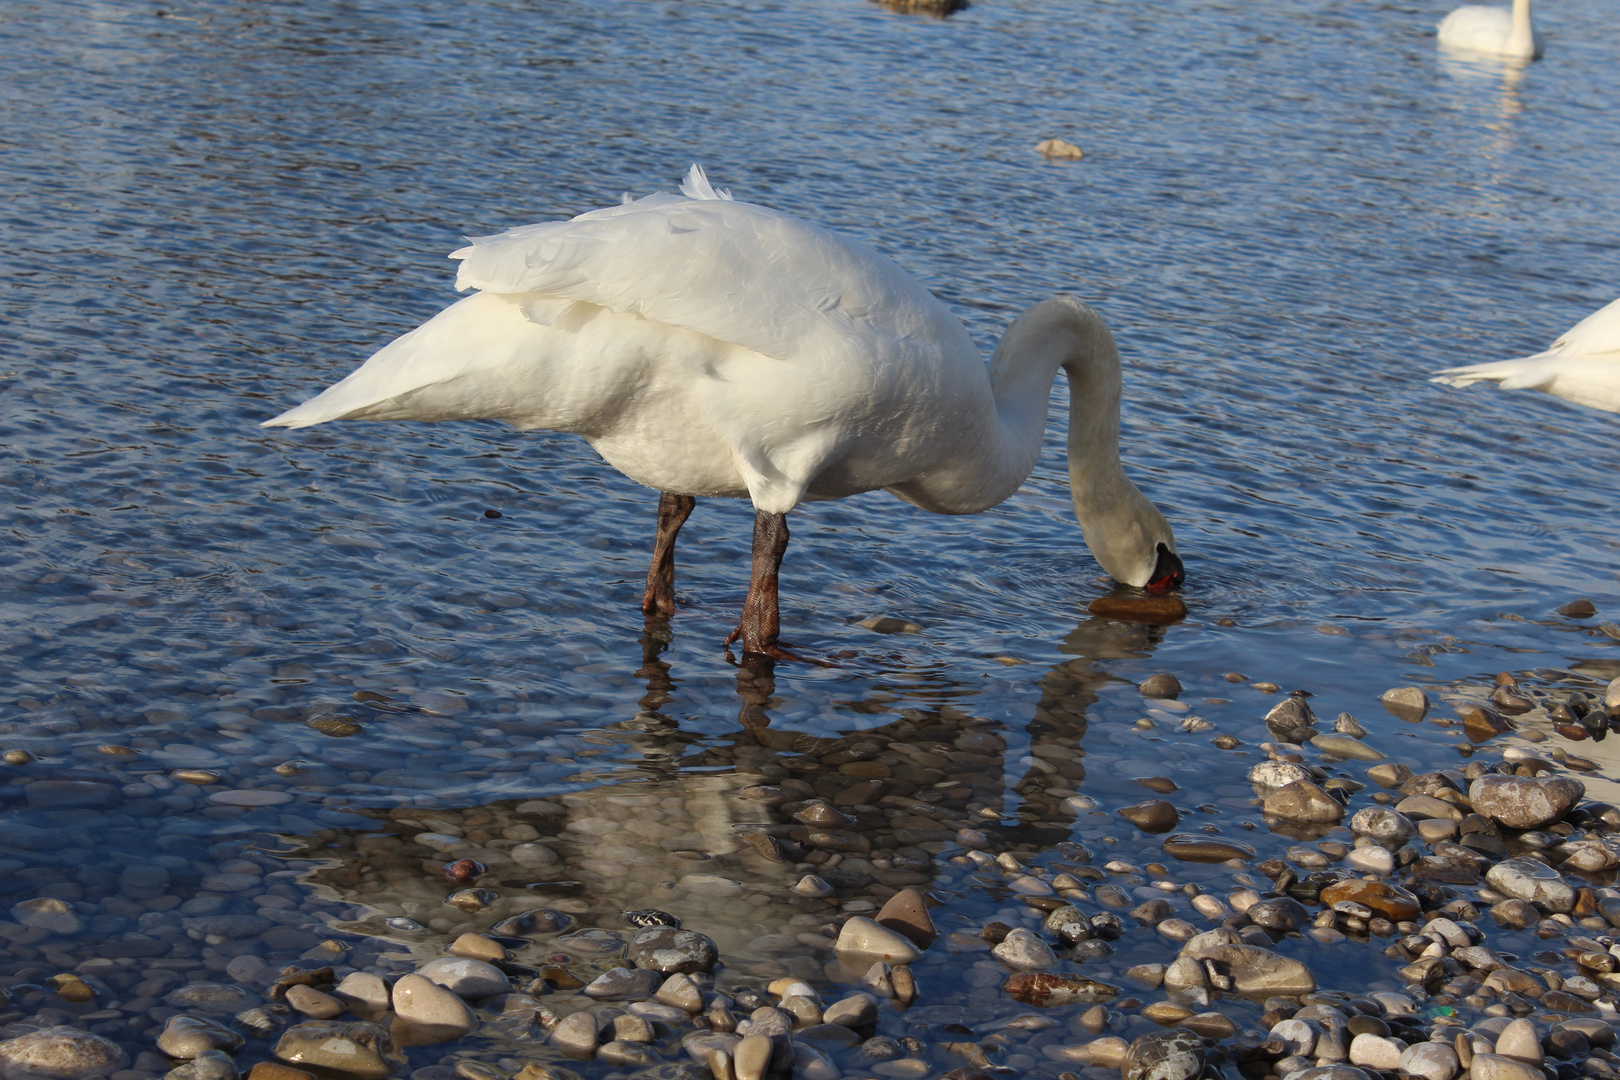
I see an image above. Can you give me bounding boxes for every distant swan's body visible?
[1437,0,1541,59]
[264,166,1182,657]
[1432,296,1620,414]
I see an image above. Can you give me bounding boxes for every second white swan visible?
[1437,0,1542,60]
[263,166,1183,658]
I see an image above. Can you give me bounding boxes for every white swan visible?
[1437,0,1542,60]
[1432,296,1620,414]
[263,166,1182,659]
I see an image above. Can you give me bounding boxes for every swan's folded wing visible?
[450,181,973,370]
[1552,296,1620,357]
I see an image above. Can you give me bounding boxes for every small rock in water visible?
[1087,594,1187,624]
[1002,972,1119,1007]
[1558,598,1598,618]
[1118,800,1180,833]
[1122,1029,1204,1080]
[622,908,681,928]
[628,926,720,973]
[1035,137,1085,160]
[273,1021,392,1077]
[1380,686,1429,721]
[158,1015,245,1058]
[1138,673,1182,699]
[1263,780,1344,823]
[165,1049,238,1080]
[834,917,922,964]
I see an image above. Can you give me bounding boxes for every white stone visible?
[334,972,390,1017]
[509,843,559,866]
[733,1032,773,1080]
[834,917,923,964]
[415,957,509,999]
[991,928,1057,971]
[1163,955,1207,992]
[1469,1054,1543,1080]
[1397,1042,1458,1080]
[1345,845,1394,874]
[1493,1018,1542,1064]
[551,1011,600,1058]
[1348,1033,1403,1070]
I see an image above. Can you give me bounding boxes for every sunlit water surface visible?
[3,0,1620,1065]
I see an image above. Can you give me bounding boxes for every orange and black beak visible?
[1144,543,1184,595]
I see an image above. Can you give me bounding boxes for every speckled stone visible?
[272,1021,392,1078]
[0,1026,128,1078]
[1122,1029,1203,1080]
[157,1015,245,1058]
[1469,775,1583,830]
[628,926,720,973]
[1485,857,1576,913]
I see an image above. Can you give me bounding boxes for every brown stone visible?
[1087,595,1187,624]
[1263,780,1345,823]
[875,888,937,949]
[1002,972,1119,1007]
[248,1065,314,1080]
[1318,879,1421,921]
[1118,800,1180,833]
[1458,704,1513,742]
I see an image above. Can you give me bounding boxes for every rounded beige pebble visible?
[1057,1037,1129,1068]
[550,1011,600,1059]
[172,769,221,785]
[157,1015,244,1058]
[1493,1018,1542,1064]
[207,789,293,806]
[285,984,344,1019]
[391,974,474,1038]
[834,917,923,964]
[1035,138,1084,160]
[1349,1033,1403,1070]
[1469,1054,1544,1080]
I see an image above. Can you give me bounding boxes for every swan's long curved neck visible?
[986,296,1139,509]
[1507,0,1537,55]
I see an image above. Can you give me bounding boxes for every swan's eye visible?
[1145,544,1184,595]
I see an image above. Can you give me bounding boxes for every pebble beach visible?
[7,612,1620,1080]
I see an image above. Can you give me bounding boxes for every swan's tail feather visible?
[680,164,733,202]
[261,292,556,430]
[1431,352,1557,391]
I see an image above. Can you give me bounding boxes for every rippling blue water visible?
[3,0,1619,872]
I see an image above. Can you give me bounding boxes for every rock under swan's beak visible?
[1144,544,1184,595]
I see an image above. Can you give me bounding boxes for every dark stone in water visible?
[622,909,680,929]
[1161,834,1256,862]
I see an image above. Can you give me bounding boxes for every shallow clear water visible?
[3,0,1620,1067]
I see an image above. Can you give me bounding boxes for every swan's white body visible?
[1437,0,1541,60]
[1432,297,1620,414]
[264,168,1179,645]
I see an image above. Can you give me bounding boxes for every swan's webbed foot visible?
[640,492,696,616]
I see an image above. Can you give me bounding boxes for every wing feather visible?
[450,166,973,371]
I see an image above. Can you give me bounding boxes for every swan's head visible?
[1075,490,1182,594]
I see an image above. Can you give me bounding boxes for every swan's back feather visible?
[451,170,972,373]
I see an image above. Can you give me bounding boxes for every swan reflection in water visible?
[289,608,1185,989]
